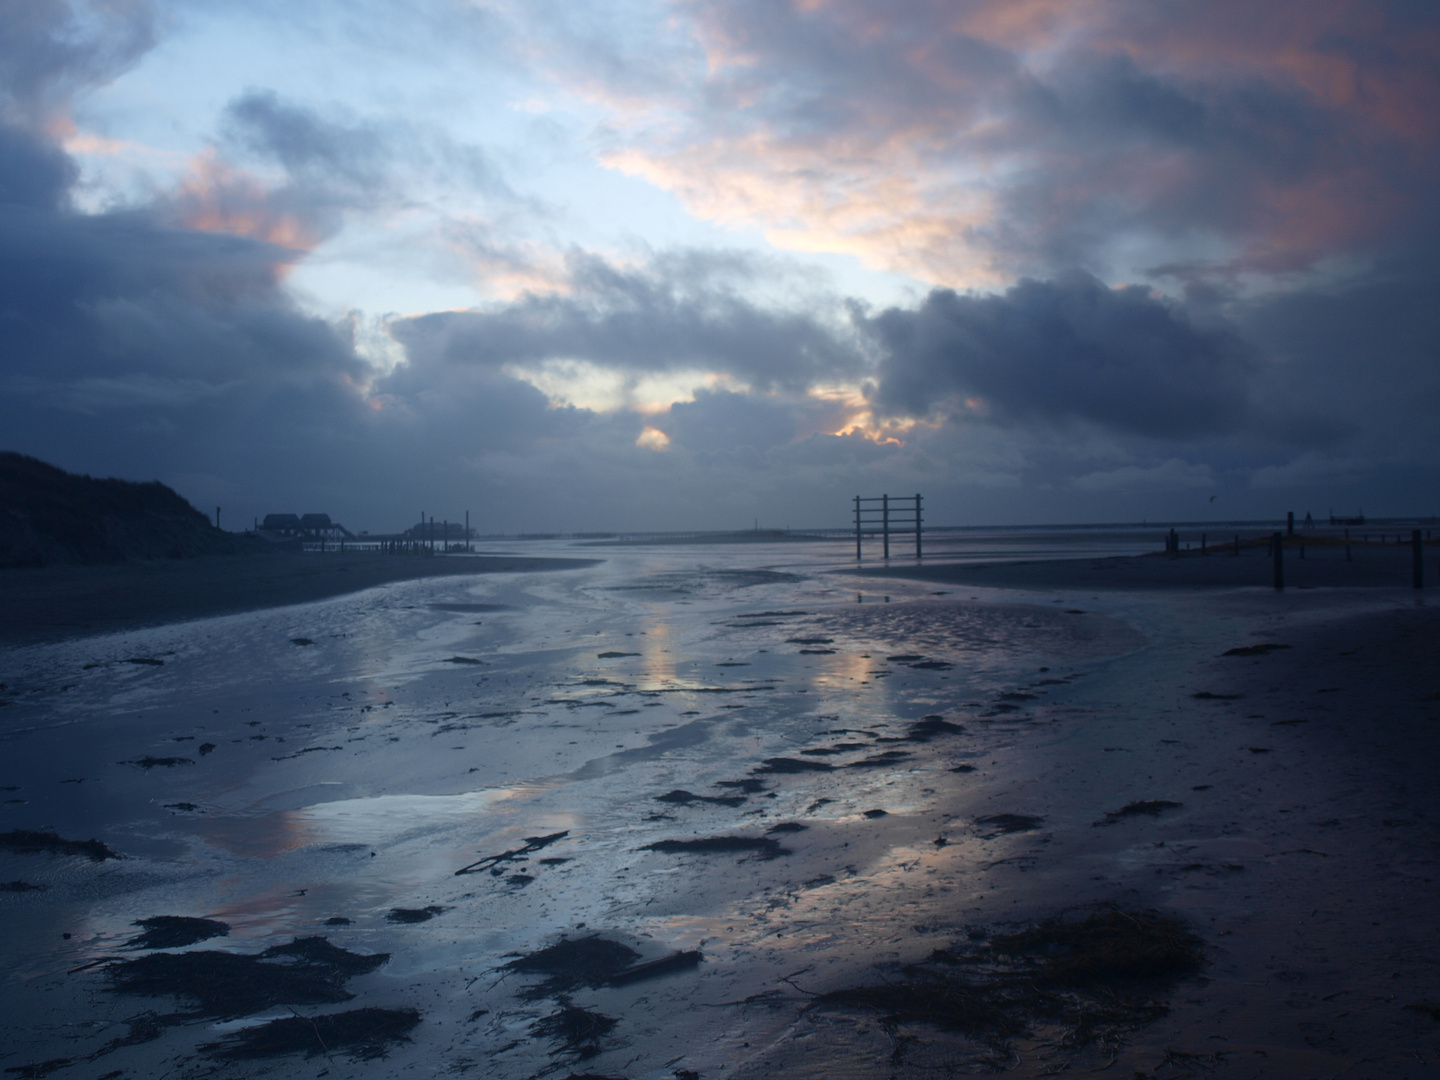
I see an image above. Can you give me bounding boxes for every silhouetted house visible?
[261,513,301,533]
[299,513,333,535]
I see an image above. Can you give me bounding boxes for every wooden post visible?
[914,494,922,558]
[1272,532,1284,590]
[1413,529,1424,589]
[854,496,861,560]
[1287,511,1294,536]
[1345,528,1351,562]
[882,494,890,561]
[466,510,470,552]
[1233,534,1239,556]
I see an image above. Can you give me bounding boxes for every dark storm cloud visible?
[865,273,1252,440]
[224,90,391,191]
[393,250,865,392]
[656,388,797,453]
[626,0,1440,281]
[0,0,155,118]
[221,89,513,208]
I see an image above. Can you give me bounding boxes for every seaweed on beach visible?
[847,750,911,768]
[455,830,569,875]
[504,936,640,998]
[1095,801,1182,826]
[120,756,192,769]
[532,999,616,1059]
[125,916,230,950]
[754,757,832,774]
[644,835,789,860]
[715,778,768,792]
[655,789,746,807]
[4,1057,73,1077]
[606,950,703,986]
[903,716,965,742]
[975,814,1043,835]
[201,1006,421,1061]
[0,829,119,861]
[106,936,389,1017]
[817,907,1203,1059]
[387,905,445,924]
[1222,643,1290,657]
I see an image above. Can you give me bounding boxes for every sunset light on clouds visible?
[3,0,1438,530]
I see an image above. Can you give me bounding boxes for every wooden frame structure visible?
[854,493,922,560]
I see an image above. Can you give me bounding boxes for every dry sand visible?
[0,550,597,645]
[1,544,1438,1078]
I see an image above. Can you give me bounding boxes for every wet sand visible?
[0,551,598,645]
[1,544,1437,1078]
[862,540,1434,591]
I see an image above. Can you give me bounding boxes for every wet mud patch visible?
[817,907,1203,1063]
[644,835,789,860]
[0,829,119,861]
[105,936,389,1017]
[125,916,230,950]
[1095,801,1182,826]
[201,1006,421,1061]
[1,880,45,892]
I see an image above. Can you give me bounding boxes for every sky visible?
[2,0,1438,533]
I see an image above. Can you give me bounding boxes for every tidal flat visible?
[1,540,1437,1079]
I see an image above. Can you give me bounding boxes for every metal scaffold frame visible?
[854,493,922,560]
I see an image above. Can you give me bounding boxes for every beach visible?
[1,540,1437,1078]
[0,550,598,646]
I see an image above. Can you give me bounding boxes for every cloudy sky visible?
[3,0,1437,532]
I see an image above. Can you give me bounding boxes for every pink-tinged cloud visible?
[582,0,1440,286]
[169,152,324,255]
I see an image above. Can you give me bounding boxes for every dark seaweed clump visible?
[0,829,119,861]
[387,905,445,924]
[754,757,832,774]
[1222,643,1289,657]
[1095,801,1182,826]
[201,1006,420,1061]
[505,937,640,998]
[505,936,703,998]
[904,716,965,742]
[126,916,230,950]
[655,789,746,807]
[819,908,1203,1061]
[532,999,617,1060]
[106,936,388,1017]
[975,814,1043,835]
[644,835,788,860]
